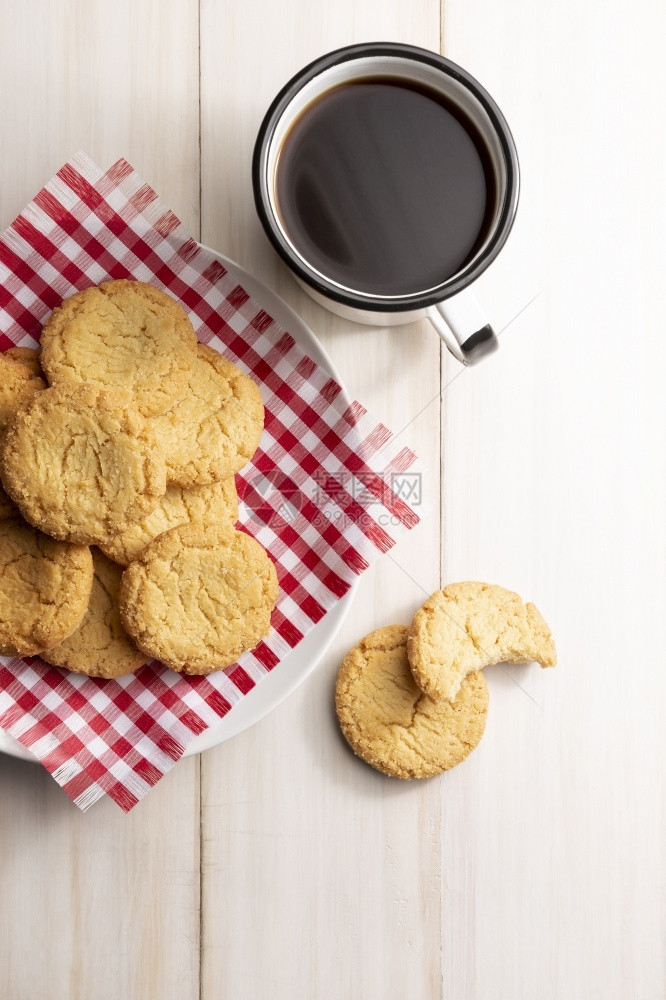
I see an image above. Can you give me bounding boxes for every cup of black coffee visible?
[253,43,519,365]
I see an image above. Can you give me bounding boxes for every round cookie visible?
[407,582,557,703]
[335,625,488,779]
[41,549,147,678]
[0,353,46,433]
[151,343,264,487]
[0,518,94,656]
[0,383,167,545]
[4,346,42,377]
[120,523,278,674]
[0,354,46,521]
[40,280,198,416]
[100,478,238,566]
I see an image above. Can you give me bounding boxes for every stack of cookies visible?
[0,280,278,679]
[335,582,556,779]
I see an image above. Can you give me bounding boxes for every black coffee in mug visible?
[275,78,497,297]
[255,44,519,365]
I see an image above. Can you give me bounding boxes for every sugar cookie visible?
[40,280,198,416]
[120,523,278,674]
[152,343,264,487]
[407,582,556,702]
[4,346,42,377]
[0,383,166,545]
[0,353,46,433]
[42,549,147,678]
[0,518,93,656]
[336,625,488,779]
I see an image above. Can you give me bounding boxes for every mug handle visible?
[426,289,499,365]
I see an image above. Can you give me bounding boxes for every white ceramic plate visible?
[0,248,357,763]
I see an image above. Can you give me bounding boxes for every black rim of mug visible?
[252,42,520,313]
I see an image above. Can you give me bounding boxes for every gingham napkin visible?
[0,153,425,811]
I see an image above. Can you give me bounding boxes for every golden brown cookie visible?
[4,346,41,376]
[151,343,264,487]
[335,625,488,779]
[0,518,93,656]
[40,280,198,416]
[120,523,278,674]
[407,582,557,703]
[100,478,238,566]
[4,346,42,377]
[0,354,46,521]
[0,354,46,433]
[41,549,147,678]
[0,383,166,545]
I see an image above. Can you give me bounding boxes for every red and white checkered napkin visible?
[0,153,424,811]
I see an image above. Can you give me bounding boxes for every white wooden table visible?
[1,2,664,997]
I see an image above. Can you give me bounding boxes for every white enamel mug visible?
[253,43,519,366]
